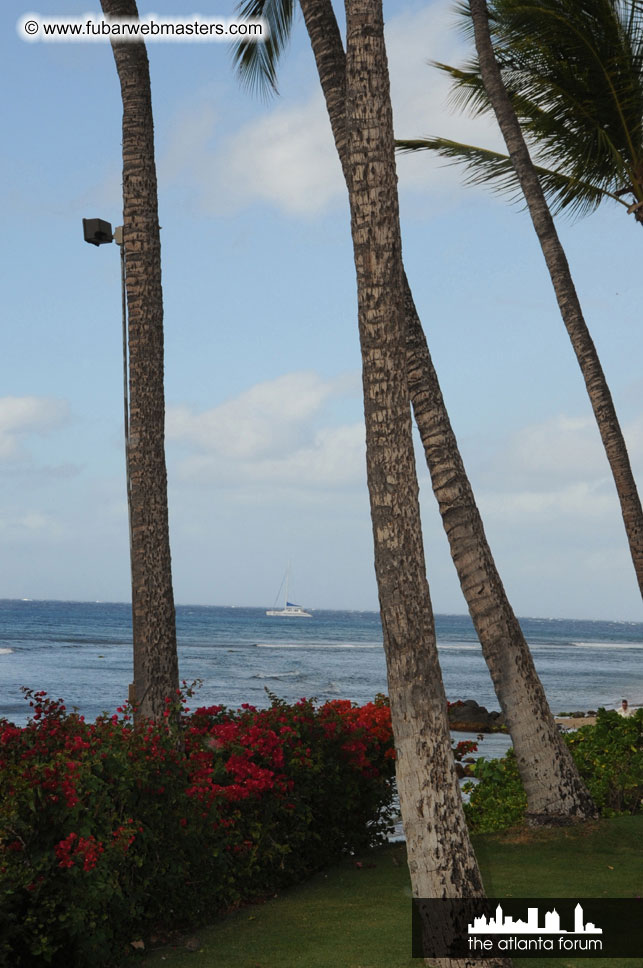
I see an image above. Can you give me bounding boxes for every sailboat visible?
[266,566,312,618]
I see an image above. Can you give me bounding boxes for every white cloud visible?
[159,101,219,186]
[493,415,606,488]
[474,411,643,523]
[168,371,349,458]
[176,422,366,489]
[156,90,344,217]
[479,482,615,520]
[387,2,503,194]
[213,96,345,216]
[0,396,69,461]
[167,370,365,489]
[157,1,502,217]
[18,512,63,535]
[0,509,64,539]
[624,413,643,465]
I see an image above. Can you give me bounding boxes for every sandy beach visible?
[555,715,597,729]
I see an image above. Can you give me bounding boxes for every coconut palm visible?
[399,0,643,599]
[400,0,643,224]
[233,0,597,823]
[100,0,179,721]
[340,0,505,930]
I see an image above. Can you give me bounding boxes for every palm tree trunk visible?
[469,0,643,601]
[406,301,597,822]
[101,0,179,722]
[300,0,596,822]
[344,5,508,956]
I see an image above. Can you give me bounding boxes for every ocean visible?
[1,600,642,735]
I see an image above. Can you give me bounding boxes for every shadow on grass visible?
[135,816,643,968]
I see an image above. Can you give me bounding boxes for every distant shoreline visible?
[1,598,642,624]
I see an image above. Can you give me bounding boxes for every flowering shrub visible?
[0,690,397,967]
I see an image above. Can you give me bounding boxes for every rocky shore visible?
[448,699,598,733]
[447,699,506,733]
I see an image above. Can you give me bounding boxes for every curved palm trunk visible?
[300,0,595,822]
[344,3,506,946]
[406,300,597,823]
[101,0,179,722]
[469,0,643,601]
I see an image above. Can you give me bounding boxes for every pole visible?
[115,227,140,710]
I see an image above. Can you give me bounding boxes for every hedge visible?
[0,689,397,967]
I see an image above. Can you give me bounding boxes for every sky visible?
[2,0,642,621]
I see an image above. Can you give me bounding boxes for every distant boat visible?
[266,566,312,618]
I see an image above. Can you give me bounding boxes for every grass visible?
[136,816,643,968]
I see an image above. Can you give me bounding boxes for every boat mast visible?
[284,561,291,607]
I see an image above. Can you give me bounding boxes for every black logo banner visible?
[412,897,643,959]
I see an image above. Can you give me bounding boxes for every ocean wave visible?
[571,641,643,650]
[255,643,380,650]
[49,636,130,646]
[437,643,480,651]
[251,672,304,681]
[0,647,13,655]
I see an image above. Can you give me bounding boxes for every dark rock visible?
[447,699,505,733]
[455,761,476,778]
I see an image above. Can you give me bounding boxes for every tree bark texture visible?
[406,300,596,823]
[101,0,179,721]
[469,0,643,602]
[343,10,510,965]
[300,0,596,822]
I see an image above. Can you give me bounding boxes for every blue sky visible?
[2,0,642,620]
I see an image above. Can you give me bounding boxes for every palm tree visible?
[398,0,643,599]
[100,0,179,722]
[401,0,643,225]
[234,0,596,823]
[342,0,506,929]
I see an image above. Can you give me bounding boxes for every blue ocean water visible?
[1,600,642,729]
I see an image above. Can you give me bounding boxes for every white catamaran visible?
[266,567,312,618]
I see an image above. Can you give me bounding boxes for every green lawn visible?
[137,816,643,968]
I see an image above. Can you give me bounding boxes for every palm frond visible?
[431,0,643,215]
[395,136,629,218]
[231,0,295,97]
[432,60,496,117]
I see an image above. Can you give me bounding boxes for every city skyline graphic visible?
[469,903,603,935]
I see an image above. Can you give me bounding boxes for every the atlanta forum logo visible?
[467,901,603,953]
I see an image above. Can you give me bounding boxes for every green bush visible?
[463,749,526,832]
[465,708,643,832]
[566,708,643,815]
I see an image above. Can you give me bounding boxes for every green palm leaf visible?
[396,137,626,217]
[410,0,643,220]
[232,0,295,96]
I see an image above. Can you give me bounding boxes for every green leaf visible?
[231,0,296,97]
[401,0,643,221]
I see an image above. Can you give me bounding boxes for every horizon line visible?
[0,598,641,625]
